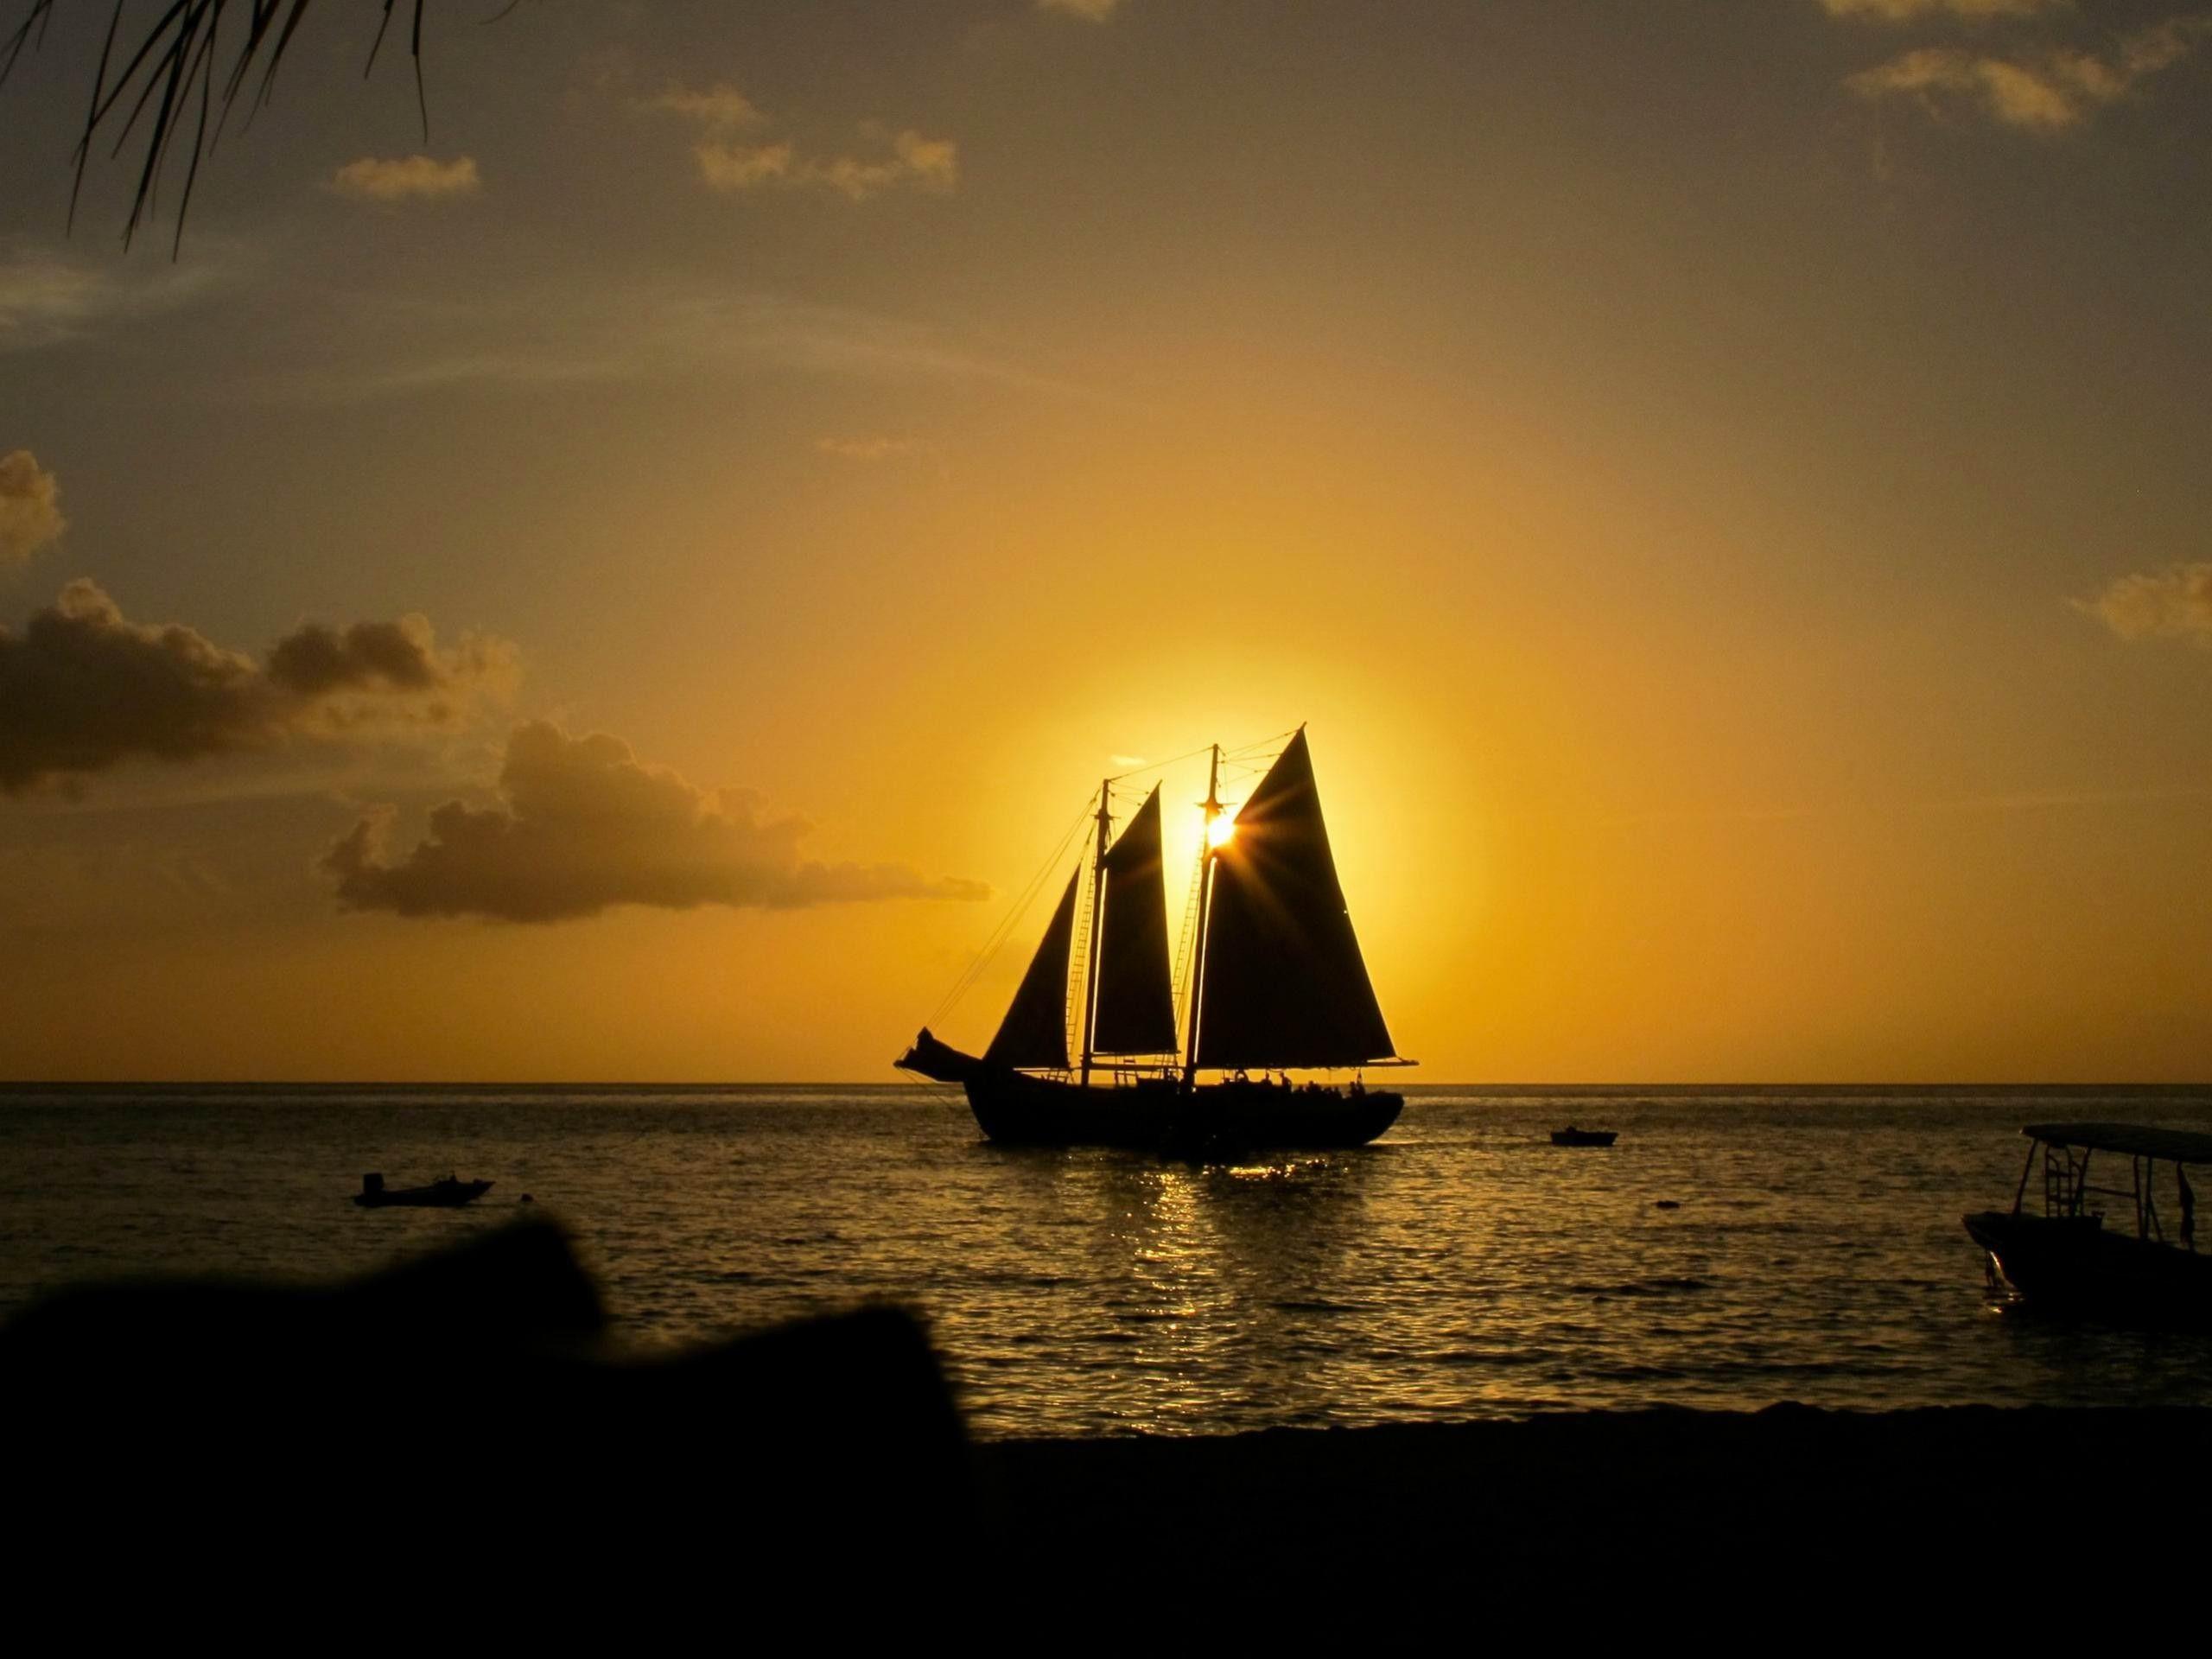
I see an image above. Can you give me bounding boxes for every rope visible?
[924,794,1095,1033]
[1103,741,1219,786]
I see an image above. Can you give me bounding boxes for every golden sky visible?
[3,1,2209,1081]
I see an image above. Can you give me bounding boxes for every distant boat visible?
[1965,1122,2212,1322]
[1550,1128,1618,1148]
[354,1173,493,1209]
[899,729,1409,1152]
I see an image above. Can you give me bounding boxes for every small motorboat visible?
[1550,1127,1618,1148]
[353,1172,493,1209]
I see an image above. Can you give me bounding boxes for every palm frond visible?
[1,0,434,253]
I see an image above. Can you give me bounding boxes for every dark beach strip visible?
[8,1220,2202,1587]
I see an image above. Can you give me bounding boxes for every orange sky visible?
[3,2,2209,1080]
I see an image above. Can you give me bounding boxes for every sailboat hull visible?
[968,1071,1401,1151]
[899,1028,1400,1149]
[972,1075,1398,1151]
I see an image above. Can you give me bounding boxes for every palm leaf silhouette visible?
[1,1,473,253]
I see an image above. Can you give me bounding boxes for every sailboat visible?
[897,728,1409,1151]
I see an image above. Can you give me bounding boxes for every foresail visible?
[986,868,1078,1071]
[1091,785,1179,1055]
[1193,729,1395,1070]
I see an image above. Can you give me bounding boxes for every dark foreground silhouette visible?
[5,1220,2204,1619]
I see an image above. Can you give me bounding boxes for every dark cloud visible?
[266,619,445,695]
[263,616,516,728]
[325,720,990,923]
[0,581,513,794]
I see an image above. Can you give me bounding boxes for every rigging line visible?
[1222,728,1299,762]
[1103,783,1161,817]
[1216,746,1293,784]
[931,818,1080,1024]
[926,815,1085,1032]
[924,793,1096,1032]
[1103,727,1299,790]
[925,848,1071,1035]
[1101,741,1218,788]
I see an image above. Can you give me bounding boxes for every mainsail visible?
[1192,729,1395,1071]
[986,869,1078,1071]
[1090,785,1179,1055]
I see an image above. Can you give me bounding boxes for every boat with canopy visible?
[1965,1122,2212,1321]
[897,728,1410,1150]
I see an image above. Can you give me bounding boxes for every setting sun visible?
[1207,815,1238,849]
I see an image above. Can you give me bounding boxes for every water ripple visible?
[6,1084,2212,1436]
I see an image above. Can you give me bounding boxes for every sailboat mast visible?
[1181,744,1222,1088]
[1078,779,1111,1087]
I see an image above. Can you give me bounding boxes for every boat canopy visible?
[2024,1122,2212,1166]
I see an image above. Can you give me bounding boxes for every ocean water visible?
[3,1084,2209,1438]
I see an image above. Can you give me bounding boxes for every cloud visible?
[1822,0,2062,19]
[648,85,957,201]
[0,451,64,567]
[266,616,518,728]
[0,581,514,794]
[1847,17,2212,129]
[0,242,233,352]
[1038,0,1123,19]
[696,129,958,201]
[2072,563,2212,645]
[696,141,799,191]
[815,435,938,461]
[263,279,1073,405]
[323,719,989,922]
[641,84,768,131]
[329,156,483,203]
[815,434,950,480]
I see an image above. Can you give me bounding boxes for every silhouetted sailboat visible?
[898,729,1408,1150]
